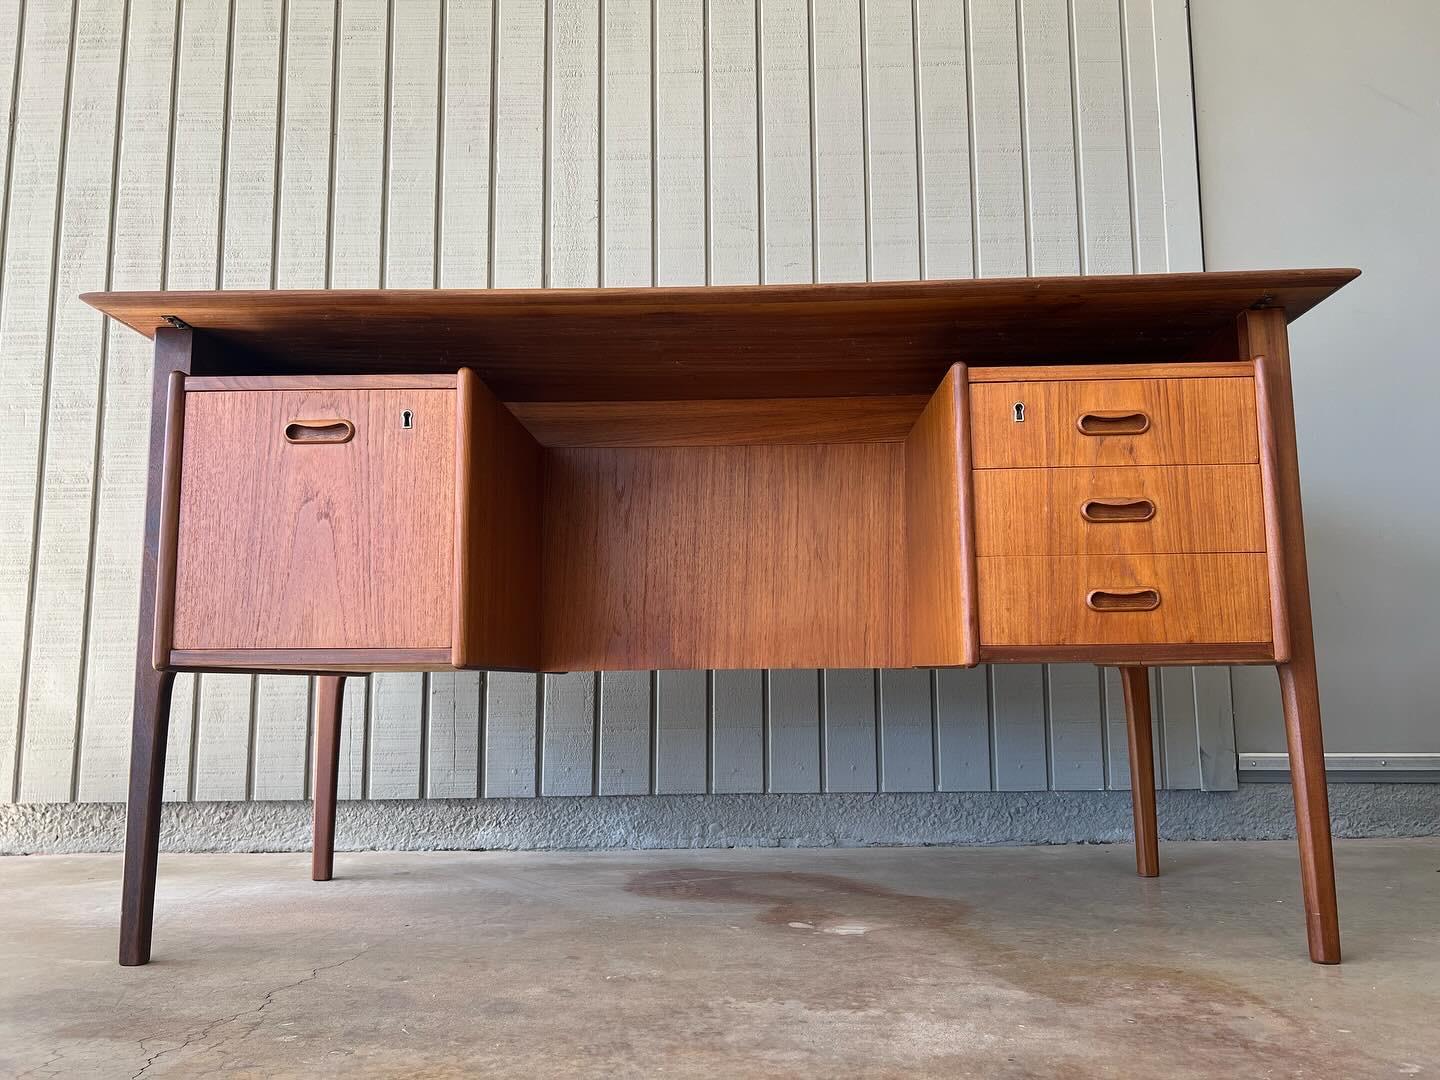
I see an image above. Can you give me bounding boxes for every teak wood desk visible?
[84,268,1359,967]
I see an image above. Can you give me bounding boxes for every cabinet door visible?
[172,388,455,652]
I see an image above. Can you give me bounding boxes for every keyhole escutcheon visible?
[401,409,414,429]
[1013,401,1026,423]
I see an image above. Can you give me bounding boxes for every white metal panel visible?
[758,0,811,285]
[935,667,991,791]
[653,0,705,285]
[878,669,933,792]
[914,0,974,278]
[1047,664,1105,790]
[76,0,178,803]
[16,0,126,802]
[0,0,1218,807]
[0,0,80,802]
[549,0,599,288]
[654,669,706,794]
[712,670,763,794]
[598,671,650,795]
[822,668,877,793]
[540,671,594,797]
[966,0,1027,276]
[861,0,919,282]
[766,669,819,793]
[705,0,758,285]
[810,0,866,282]
[601,0,650,285]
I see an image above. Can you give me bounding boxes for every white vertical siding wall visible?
[0,0,1217,808]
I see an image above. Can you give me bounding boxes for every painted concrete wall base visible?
[3,787,1438,856]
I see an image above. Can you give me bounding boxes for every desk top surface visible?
[84,268,1358,400]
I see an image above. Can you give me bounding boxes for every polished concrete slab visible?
[2,839,1437,1078]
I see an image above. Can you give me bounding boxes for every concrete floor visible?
[2,841,1437,1079]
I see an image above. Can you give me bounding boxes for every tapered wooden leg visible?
[119,668,177,965]
[119,329,193,967]
[1119,666,1160,878]
[1243,308,1340,964]
[1279,657,1340,963]
[312,676,346,881]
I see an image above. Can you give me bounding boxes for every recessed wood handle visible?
[284,418,354,444]
[1076,410,1150,436]
[1086,587,1160,612]
[1081,497,1155,523]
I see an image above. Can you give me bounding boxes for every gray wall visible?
[1190,0,1440,756]
[0,0,1218,811]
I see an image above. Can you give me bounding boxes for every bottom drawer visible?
[977,553,1271,646]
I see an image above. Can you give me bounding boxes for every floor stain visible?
[627,866,1399,1079]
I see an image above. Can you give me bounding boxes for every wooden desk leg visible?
[1244,308,1341,964]
[119,669,177,965]
[312,676,347,882]
[1119,666,1160,877]
[1279,656,1340,963]
[119,329,192,967]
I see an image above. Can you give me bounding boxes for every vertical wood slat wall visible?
[0,0,1225,808]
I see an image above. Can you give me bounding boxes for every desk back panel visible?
[539,444,909,670]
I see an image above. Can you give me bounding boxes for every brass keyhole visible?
[1013,401,1026,423]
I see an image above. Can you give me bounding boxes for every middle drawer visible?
[972,464,1265,556]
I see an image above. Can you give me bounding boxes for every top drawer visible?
[969,376,1258,468]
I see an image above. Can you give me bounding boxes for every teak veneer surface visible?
[977,553,1272,647]
[172,388,455,651]
[973,465,1266,556]
[540,444,907,670]
[904,366,978,667]
[970,377,1259,468]
[508,396,930,446]
[82,269,1357,398]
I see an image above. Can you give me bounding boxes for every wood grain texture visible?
[508,396,930,447]
[1240,308,1340,965]
[973,464,1266,555]
[152,373,188,669]
[453,369,544,669]
[168,649,453,674]
[81,270,1359,395]
[977,553,1272,647]
[172,389,455,652]
[968,361,1253,382]
[1120,666,1160,877]
[1252,352,1293,663]
[540,445,907,670]
[970,376,1260,468]
[905,365,978,666]
[119,329,195,966]
[979,643,1276,666]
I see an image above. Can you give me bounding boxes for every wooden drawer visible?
[171,386,456,652]
[969,377,1258,468]
[972,464,1265,556]
[977,553,1271,646]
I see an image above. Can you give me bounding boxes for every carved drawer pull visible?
[1080,497,1156,523]
[1086,587,1161,613]
[284,418,355,444]
[1076,410,1150,436]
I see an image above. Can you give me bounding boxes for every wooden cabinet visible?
[171,382,456,655]
[968,363,1276,662]
[160,373,543,672]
